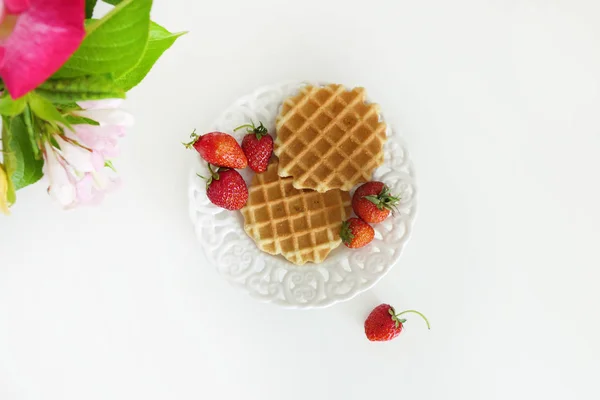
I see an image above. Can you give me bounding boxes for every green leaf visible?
[85,0,97,18]
[115,22,186,91]
[65,115,100,126]
[0,95,26,116]
[105,160,116,172]
[1,115,44,191]
[55,0,152,78]
[1,120,16,204]
[22,106,41,160]
[35,75,125,103]
[102,0,122,4]
[27,93,72,129]
[56,102,82,113]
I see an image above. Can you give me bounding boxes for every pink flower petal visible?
[0,0,85,98]
[74,108,135,127]
[74,173,106,206]
[5,0,30,14]
[77,99,123,110]
[55,136,95,172]
[91,151,105,171]
[43,143,76,207]
[69,124,122,157]
[74,172,93,201]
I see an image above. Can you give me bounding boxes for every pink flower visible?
[0,0,85,98]
[43,99,132,209]
[43,142,77,207]
[66,99,134,159]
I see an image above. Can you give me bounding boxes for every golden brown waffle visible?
[241,159,352,265]
[274,84,387,192]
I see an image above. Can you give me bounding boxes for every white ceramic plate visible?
[188,82,417,308]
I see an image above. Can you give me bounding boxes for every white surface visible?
[189,81,417,308]
[1,0,599,399]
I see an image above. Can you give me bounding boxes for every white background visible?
[1,0,599,399]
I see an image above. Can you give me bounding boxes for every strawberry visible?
[235,121,273,173]
[184,130,247,169]
[364,304,430,342]
[352,181,401,223]
[340,217,374,248]
[200,164,248,210]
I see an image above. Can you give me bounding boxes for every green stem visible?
[233,123,255,132]
[207,163,219,180]
[395,310,431,330]
[233,121,267,139]
[183,129,199,148]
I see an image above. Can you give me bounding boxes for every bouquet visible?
[0,0,184,214]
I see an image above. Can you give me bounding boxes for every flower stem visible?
[395,310,431,329]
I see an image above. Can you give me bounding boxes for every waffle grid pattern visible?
[275,84,387,192]
[241,161,351,265]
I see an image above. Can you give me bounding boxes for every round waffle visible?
[241,159,352,265]
[274,84,387,192]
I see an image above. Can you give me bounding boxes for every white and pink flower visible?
[43,99,134,209]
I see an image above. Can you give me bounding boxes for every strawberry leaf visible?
[364,185,401,212]
[340,220,354,244]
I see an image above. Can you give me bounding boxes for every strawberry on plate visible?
[340,217,374,248]
[352,181,401,223]
[364,304,430,342]
[235,121,274,173]
[199,164,248,210]
[185,130,248,169]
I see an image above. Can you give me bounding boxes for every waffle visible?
[241,159,352,265]
[274,84,387,192]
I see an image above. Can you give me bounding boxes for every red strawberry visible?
[340,217,374,248]
[185,130,247,169]
[364,304,430,342]
[352,181,401,223]
[235,121,273,173]
[200,165,248,210]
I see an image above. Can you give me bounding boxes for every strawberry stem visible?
[233,123,255,132]
[183,128,200,149]
[234,120,268,140]
[395,309,431,330]
[197,164,220,189]
[207,163,220,181]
